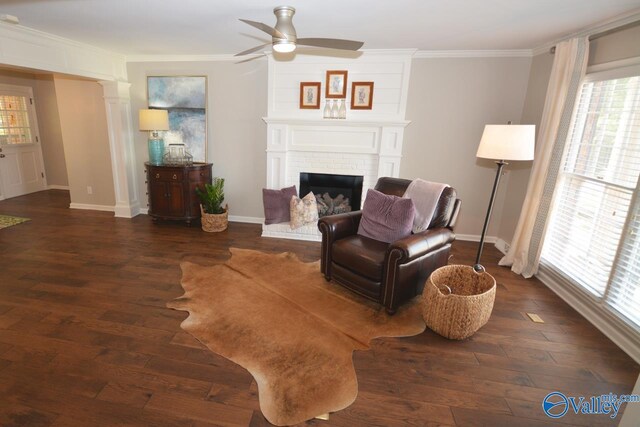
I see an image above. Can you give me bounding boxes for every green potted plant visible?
[195,177,228,232]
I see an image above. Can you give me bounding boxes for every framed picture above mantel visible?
[299,82,321,109]
[350,81,374,110]
[147,76,207,162]
[325,70,348,99]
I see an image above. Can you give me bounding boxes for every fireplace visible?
[299,172,364,217]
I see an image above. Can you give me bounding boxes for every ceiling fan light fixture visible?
[273,41,296,53]
[236,5,363,58]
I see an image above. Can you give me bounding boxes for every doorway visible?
[0,83,46,199]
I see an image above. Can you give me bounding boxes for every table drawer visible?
[189,168,210,181]
[151,169,184,182]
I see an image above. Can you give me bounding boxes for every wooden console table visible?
[144,162,213,225]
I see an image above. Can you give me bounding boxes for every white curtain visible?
[499,37,589,278]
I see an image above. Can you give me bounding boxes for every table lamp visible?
[139,109,169,165]
[474,123,535,272]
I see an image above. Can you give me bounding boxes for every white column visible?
[99,81,140,218]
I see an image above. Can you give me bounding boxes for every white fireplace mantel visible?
[264,117,410,191]
[262,51,414,241]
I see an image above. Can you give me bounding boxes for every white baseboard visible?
[136,211,263,224]
[48,185,70,190]
[229,215,263,224]
[69,203,115,213]
[537,264,640,365]
[455,234,497,244]
[494,238,510,255]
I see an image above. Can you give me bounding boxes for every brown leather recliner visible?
[318,177,461,314]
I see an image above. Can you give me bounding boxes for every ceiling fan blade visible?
[239,19,286,39]
[235,43,271,56]
[296,38,364,51]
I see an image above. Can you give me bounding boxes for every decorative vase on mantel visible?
[338,99,346,119]
[323,100,331,119]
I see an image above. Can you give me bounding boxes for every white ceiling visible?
[0,0,639,55]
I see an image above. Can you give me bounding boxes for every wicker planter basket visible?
[422,265,496,340]
[200,204,228,232]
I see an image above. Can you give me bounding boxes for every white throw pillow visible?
[290,192,319,230]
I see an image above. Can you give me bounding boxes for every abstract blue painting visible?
[147,76,207,162]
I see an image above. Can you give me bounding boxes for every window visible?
[541,69,640,330]
[0,94,33,145]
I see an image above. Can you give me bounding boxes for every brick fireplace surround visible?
[261,118,409,241]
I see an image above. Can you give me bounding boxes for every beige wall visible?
[34,75,68,187]
[126,60,268,218]
[496,52,554,243]
[589,23,640,66]
[0,68,69,187]
[402,57,532,238]
[53,76,114,206]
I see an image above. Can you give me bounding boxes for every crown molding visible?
[127,48,419,63]
[0,21,127,81]
[0,21,125,60]
[125,53,257,62]
[414,49,532,58]
[531,8,640,56]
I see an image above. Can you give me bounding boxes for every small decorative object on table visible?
[422,265,496,340]
[196,177,228,232]
[163,143,193,166]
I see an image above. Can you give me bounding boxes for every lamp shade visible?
[476,124,535,161]
[139,109,169,131]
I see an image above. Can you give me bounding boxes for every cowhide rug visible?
[167,248,425,425]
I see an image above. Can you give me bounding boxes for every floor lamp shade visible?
[477,124,535,161]
[139,109,169,165]
[474,124,535,271]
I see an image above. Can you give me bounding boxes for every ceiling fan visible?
[236,6,364,56]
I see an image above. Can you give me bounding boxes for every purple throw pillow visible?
[263,185,297,225]
[357,189,415,243]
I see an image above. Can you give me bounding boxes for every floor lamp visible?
[474,124,535,272]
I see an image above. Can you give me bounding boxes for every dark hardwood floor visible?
[0,190,638,427]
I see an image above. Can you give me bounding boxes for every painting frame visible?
[299,82,321,109]
[147,75,207,163]
[325,70,348,99]
[350,82,374,110]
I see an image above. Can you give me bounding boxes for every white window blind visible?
[608,201,640,326]
[542,73,640,329]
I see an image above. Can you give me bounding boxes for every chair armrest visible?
[317,211,362,241]
[388,228,455,262]
[318,211,362,278]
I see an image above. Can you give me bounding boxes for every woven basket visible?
[200,204,228,232]
[422,265,496,340]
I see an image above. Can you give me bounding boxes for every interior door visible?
[0,85,46,199]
